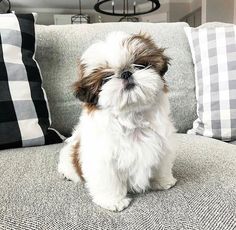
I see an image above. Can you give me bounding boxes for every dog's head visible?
[74,32,169,113]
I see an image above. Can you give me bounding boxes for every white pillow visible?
[185,25,236,141]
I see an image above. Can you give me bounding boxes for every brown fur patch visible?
[163,84,169,93]
[74,63,114,113]
[83,103,98,114]
[125,32,170,92]
[74,67,103,104]
[72,140,84,181]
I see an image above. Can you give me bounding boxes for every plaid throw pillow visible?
[185,26,236,141]
[0,13,63,150]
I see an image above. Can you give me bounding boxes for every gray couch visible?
[0,22,235,230]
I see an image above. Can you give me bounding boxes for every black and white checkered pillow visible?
[185,26,236,141]
[0,13,63,150]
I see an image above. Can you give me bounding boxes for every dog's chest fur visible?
[116,114,167,190]
[79,109,167,192]
[113,116,163,167]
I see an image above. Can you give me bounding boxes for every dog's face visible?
[74,32,169,113]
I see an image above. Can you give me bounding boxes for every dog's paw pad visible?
[59,173,71,181]
[58,171,81,183]
[95,197,131,212]
[151,177,177,191]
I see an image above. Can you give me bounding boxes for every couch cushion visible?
[35,22,197,136]
[0,134,235,229]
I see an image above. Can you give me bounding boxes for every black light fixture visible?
[94,0,160,22]
[71,0,90,24]
[0,0,11,13]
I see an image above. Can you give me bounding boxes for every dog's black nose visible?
[121,71,132,80]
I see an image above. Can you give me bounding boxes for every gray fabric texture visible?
[199,22,236,29]
[35,22,197,136]
[0,134,236,230]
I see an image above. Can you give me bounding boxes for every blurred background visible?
[1,0,236,26]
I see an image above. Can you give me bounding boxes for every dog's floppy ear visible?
[74,79,98,104]
[74,62,101,105]
[73,61,99,105]
[159,54,170,77]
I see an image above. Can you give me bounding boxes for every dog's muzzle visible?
[121,71,135,90]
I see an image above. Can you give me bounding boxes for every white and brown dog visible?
[58,32,177,212]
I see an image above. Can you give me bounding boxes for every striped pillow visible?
[185,26,236,141]
[0,13,63,150]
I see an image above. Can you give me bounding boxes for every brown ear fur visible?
[74,79,99,105]
[73,62,98,104]
[127,32,170,77]
[74,62,106,105]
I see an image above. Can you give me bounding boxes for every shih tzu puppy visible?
[58,31,177,212]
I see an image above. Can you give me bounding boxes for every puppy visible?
[58,32,177,212]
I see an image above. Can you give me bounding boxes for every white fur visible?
[58,141,81,183]
[58,32,177,212]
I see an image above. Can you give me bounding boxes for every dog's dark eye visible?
[133,63,149,70]
[101,73,113,85]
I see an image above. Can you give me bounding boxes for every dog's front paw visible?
[94,197,131,212]
[151,176,177,191]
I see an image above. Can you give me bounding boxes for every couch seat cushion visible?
[0,134,235,229]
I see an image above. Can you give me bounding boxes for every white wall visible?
[15,0,236,25]
[138,2,169,22]
[234,0,236,23]
[201,0,206,23]
[12,0,236,25]
[137,1,196,23]
[189,0,236,25]
[169,2,190,22]
[190,0,201,11]
[205,0,235,23]
[13,6,138,24]
[12,1,185,25]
